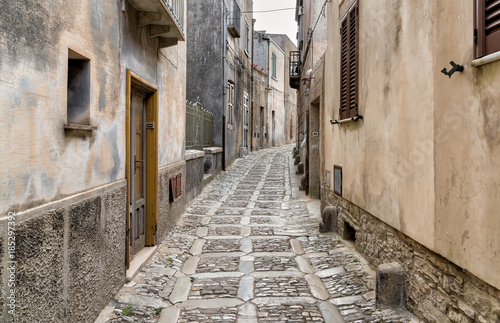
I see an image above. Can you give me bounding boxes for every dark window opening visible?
[343,221,356,241]
[67,50,90,124]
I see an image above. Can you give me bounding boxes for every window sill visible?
[64,123,97,131]
[472,51,500,67]
[331,114,363,125]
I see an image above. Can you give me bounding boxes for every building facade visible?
[0,0,187,321]
[253,32,298,150]
[320,0,500,322]
[292,0,328,198]
[187,0,254,167]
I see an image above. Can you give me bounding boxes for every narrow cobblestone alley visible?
[96,145,417,323]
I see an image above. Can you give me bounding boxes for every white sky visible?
[252,0,297,45]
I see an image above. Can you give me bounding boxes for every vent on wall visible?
[334,165,342,196]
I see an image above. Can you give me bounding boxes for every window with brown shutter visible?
[340,1,359,120]
[475,0,500,58]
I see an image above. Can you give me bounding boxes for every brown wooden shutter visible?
[176,174,182,198]
[349,2,359,118]
[476,0,500,57]
[340,1,359,120]
[340,18,349,120]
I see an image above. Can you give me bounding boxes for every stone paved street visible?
[96,145,418,323]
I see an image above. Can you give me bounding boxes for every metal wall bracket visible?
[441,61,464,78]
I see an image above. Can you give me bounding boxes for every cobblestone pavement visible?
[96,145,418,323]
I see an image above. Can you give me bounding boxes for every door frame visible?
[125,69,159,268]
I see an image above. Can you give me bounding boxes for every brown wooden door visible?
[130,87,147,257]
[260,107,264,148]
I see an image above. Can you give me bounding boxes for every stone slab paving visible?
[96,145,419,323]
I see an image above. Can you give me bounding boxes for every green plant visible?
[123,304,134,316]
[353,258,360,263]
[190,277,195,283]
[154,307,164,315]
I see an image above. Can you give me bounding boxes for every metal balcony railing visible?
[164,0,185,33]
[289,51,301,89]
[228,0,241,38]
[186,101,215,150]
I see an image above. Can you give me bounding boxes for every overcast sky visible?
[252,0,297,45]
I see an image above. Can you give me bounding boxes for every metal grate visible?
[164,0,185,33]
[186,101,214,150]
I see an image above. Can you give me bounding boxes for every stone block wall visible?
[185,150,205,205]
[203,147,223,175]
[323,188,500,323]
[157,161,186,242]
[0,181,126,322]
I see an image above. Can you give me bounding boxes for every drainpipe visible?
[250,19,256,152]
[262,34,271,147]
[305,28,314,195]
[222,1,227,171]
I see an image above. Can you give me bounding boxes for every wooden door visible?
[272,111,276,146]
[130,87,147,257]
[260,107,264,148]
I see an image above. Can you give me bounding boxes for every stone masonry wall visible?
[322,187,500,323]
[1,181,126,323]
[157,161,187,242]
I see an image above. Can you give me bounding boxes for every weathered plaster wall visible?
[323,0,500,293]
[186,0,224,147]
[269,34,298,145]
[0,0,122,215]
[225,0,254,165]
[251,69,268,150]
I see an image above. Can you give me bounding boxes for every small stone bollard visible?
[299,174,307,191]
[320,206,338,233]
[296,162,304,174]
[376,262,405,309]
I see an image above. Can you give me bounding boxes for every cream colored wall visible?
[0,0,187,214]
[269,41,286,146]
[323,0,500,289]
[432,1,500,290]
[158,43,187,166]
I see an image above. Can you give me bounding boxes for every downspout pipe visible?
[250,19,256,152]
[262,34,271,146]
[222,1,227,171]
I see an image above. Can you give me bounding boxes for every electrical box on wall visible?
[334,166,342,196]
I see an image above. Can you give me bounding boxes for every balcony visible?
[128,0,185,48]
[289,51,301,89]
[227,0,241,38]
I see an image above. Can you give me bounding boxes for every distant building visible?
[0,0,187,321]
[187,0,254,167]
[253,32,298,150]
[291,0,328,198]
